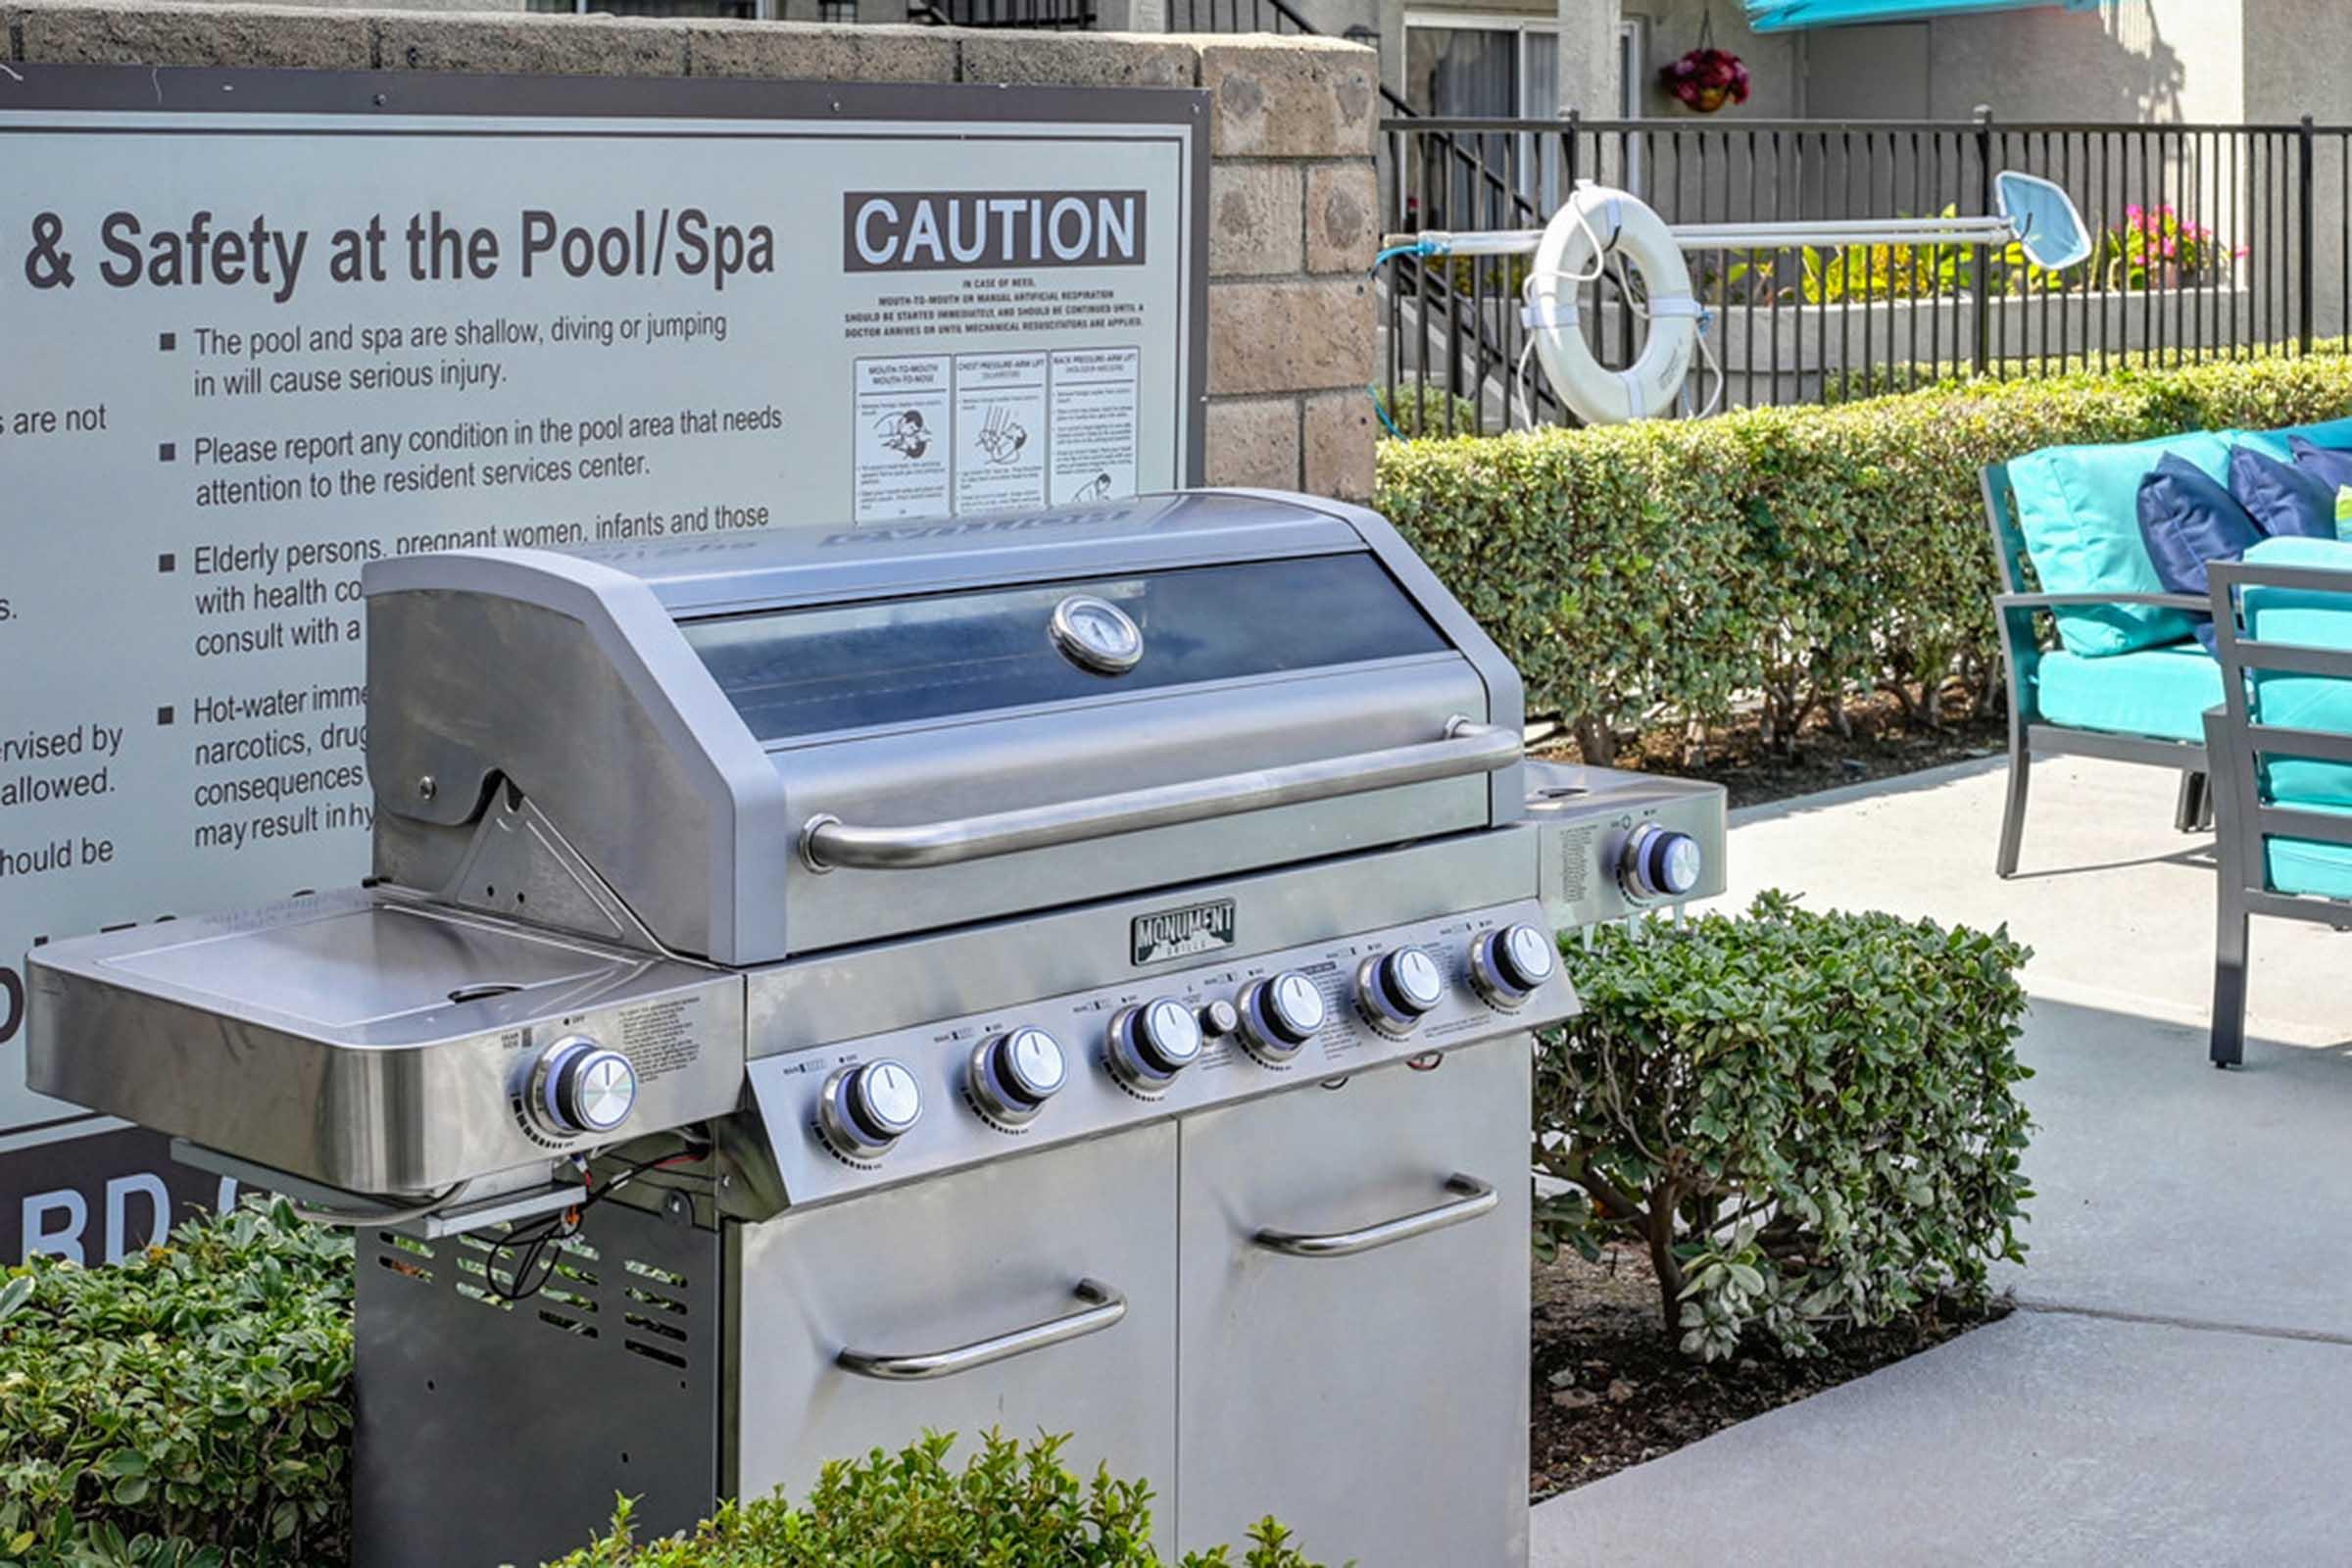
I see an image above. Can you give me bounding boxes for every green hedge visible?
[1376,354,2352,756]
[543,1433,1317,1568]
[1535,894,2034,1360]
[0,1200,353,1568]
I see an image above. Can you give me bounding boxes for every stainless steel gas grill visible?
[28,491,1721,1568]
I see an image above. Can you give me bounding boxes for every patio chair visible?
[2203,539,2352,1068]
[1984,419,2352,878]
[1983,452,2216,880]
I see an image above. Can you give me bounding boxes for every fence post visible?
[2299,114,2317,357]
[1972,105,1993,376]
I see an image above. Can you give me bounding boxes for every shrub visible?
[0,1200,353,1568]
[1370,381,1483,440]
[1375,352,2352,760]
[1533,894,2034,1361]
[1821,340,2339,406]
[540,1431,1318,1568]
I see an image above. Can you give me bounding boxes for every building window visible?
[1401,15,1558,119]
[820,0,858,19]
[1617,17,1646,120]
[1402,14,1565,226]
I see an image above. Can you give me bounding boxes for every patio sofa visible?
[2205,538,2352,1067]
[1983,418,2352,878]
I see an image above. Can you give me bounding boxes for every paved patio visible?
[1530,754,2352,1567]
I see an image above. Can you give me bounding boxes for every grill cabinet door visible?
[730,1123,1177,1550]
[1175,1040,1532,1566]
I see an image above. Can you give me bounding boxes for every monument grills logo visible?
[845,191,1148,273]
[1131,899,1236,966]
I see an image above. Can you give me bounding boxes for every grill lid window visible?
[681,554,1447,744]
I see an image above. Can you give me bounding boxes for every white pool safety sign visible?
[0,67,1207,1259]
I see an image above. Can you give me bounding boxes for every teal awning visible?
[1745,0,2096,31]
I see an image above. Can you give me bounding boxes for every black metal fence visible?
[1383,114,2352,436]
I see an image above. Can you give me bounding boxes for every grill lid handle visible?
[800,716,1521,873]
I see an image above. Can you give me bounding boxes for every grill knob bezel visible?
[968,1026,1068,1127]
[1105,997,1203,1095]
[1238,969,1328,1065]
[529,1037,638,1140]
[1355,945,1447,1036]
[1621,822,1704,904]
[1469,923,1558,1010]
[821,1057,923,1159]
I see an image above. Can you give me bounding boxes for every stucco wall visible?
[0,2,1381,500]
[1623,0,1804,119]
[1803,0,2243,123]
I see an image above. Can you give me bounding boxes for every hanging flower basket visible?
[1660,13,1750,114]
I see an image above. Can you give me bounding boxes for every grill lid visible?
[363,490,1525,965]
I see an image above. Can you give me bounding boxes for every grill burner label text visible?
[1132,899,1236,965]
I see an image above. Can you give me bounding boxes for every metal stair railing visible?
[1159,0,1571,428]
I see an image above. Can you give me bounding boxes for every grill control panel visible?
[749,898,1578,1206]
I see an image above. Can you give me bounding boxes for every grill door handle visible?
[1252,1173,1498,1259]
[800,716,1521,872]
[835,1279,1127,1382]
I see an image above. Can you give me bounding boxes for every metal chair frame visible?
[1983,462,2213,879]
[2202,558,2352,1068]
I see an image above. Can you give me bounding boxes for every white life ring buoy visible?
[1523,184,1703,425]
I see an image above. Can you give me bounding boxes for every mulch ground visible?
[1538,689,2009,811]
[1531,1246,2010,1498]
[1526,690,2013,1496]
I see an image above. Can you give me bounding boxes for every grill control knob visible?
[1469,923,1558,1010]
[969,1026,1068,1127]
[533,1037,637,1138]
[1622,824,1704,904]
[1106,997,1203,1095]
[820,1058,923,1159]
[1238,970,1328,1065]
[1356,945,1447,1035]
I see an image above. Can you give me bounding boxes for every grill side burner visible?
[27,488,1725,1568]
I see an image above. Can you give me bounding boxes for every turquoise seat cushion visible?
[2008,430,2232,657]
[2237,537,2352,808]
[2034,640,2221,743]
[2267,818,2352,901]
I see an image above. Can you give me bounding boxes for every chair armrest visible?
[1993,591,2209,613]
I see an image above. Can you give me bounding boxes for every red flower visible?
[1661,47,1750,114]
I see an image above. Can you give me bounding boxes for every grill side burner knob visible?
[1238,970,1328,1065]
[820,1058,923,1158]
[969,1026,1067,1127]
[1469,923,1558,1010]
[534,1037,638,1137]
[1622,823,1704,904]
[1355,945,1447,1036]
[1106,997,1202,1094]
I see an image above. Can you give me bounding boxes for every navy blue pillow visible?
[2138,453,2263,651]
[2291,434,2352,496]
[2231,445,2339,539]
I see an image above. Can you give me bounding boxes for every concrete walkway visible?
[1530,755,2352,1568]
